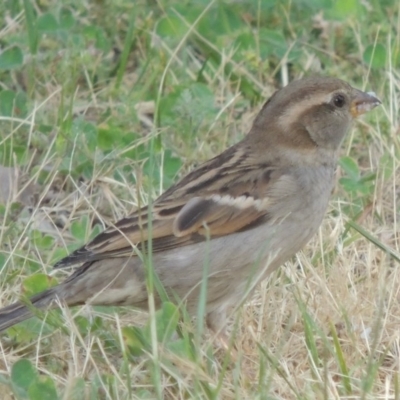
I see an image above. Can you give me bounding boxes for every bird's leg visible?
[206,309,236,353]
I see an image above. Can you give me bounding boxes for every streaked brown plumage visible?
[0,77,381,334]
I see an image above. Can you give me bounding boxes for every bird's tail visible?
[0,287,58,332]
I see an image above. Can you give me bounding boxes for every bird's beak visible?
[350,90,381,117]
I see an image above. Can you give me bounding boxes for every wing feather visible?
[54,145,284,269]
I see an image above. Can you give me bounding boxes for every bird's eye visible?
[333,94,346,108]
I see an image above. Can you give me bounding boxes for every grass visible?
[0,0,398,398]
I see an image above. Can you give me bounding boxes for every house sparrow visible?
[0,77,380,335]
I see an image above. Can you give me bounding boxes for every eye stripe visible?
[277,92,333,130]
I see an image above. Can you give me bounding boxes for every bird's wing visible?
[54,144,294,269]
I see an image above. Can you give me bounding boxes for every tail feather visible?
[0,288,58,332]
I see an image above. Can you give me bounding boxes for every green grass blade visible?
[347,219,400,263]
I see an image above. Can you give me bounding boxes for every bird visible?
[0,77,381,336]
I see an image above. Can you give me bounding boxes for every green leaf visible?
[0,90,18,117]
[234,32,257,52]
[260,29,288,59]
[82,25,111,51]
[11,359,37,393]
[327,0,363,20]
[30,230,55,250]
[0,46,23,70]
[0,90,28,117]
[70,215,90,241]
[28,377,59,400]
[37,13,59,33]
[73,315,91,335]
[22,273,56,297]
[363,43,386,69]
[156,15,188,39]
[197,3,242,37]
[339,156,360,181]
[122,326,148,357]
[59,8,75,30]
[51,248,70,266]
[71,118,98,152]
[98,126,118,151]
[155,302,180,342]
[0,140,29,165]
[89,224,102,241]
[124,303,180,357]
[167,338,192,358]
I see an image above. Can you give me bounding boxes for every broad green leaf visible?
[0,90,18,117]
[11,359,37,393]
[28,377,59,400]
[0,47,23,70]
[22,273,56,297]
[260,29,288,59]
[339,156,360,181]
[156,15,188,38]
[155,302,180,342]
[37,13,59,33]
[59,8,75,30]
[122,326,148,357]
[197,3,242,37]
[70,215,90,241]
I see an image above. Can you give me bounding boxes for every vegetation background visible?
[0,0,398,398]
